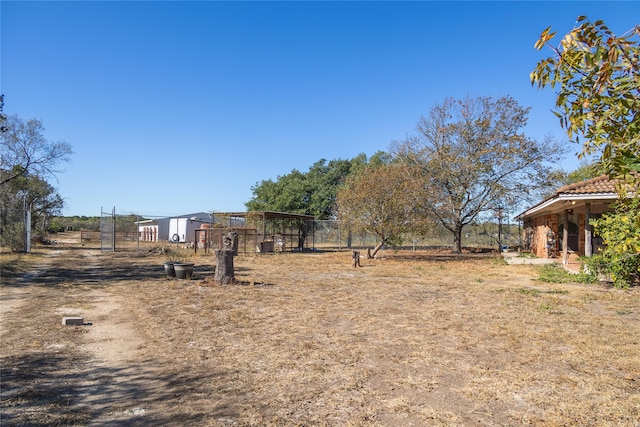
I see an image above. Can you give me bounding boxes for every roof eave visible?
[516,192,618,220]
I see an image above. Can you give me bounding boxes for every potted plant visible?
[173,262,195,280]
[163,248,193,278]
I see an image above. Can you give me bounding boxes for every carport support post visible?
[562,210,569,264]
[585,202,592,257]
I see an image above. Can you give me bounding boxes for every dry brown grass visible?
[1,243,639,426]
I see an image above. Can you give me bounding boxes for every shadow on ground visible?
[0,351,242,426]
[2,248,216,288]
[388,251,499,263]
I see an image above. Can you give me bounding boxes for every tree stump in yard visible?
[214,250,236,284]
[215,230,238,284]
[352,250,361,268]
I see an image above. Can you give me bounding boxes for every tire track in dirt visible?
[64,251,166,425]
[1,249,179,425]
[0,249,69,330]
[69,251,208,425]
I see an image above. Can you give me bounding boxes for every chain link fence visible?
[35,208,522,253]
[313,220,520,251]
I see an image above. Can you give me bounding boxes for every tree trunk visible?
[452,225,463,254]
[368,240,385,258]
[214,250,235,284]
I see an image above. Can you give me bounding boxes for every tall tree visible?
[1,115,73,186]
[1,110,72,251]
[246,155,376,249]
[393,96,564,253]
[564,161,599,185]
[0,169,64,251]
[337,162,426,258]
[246,169,308,214]
[531,17,640,183]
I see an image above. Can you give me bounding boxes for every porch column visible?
[562,210,569,264]
[585,202,592,257]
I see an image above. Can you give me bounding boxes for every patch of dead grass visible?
[2,248,639,425]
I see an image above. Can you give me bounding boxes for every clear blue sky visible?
[2,1,637,217]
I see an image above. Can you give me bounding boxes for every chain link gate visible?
[100,206,116,252]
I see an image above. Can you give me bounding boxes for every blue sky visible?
[2,1,637,217]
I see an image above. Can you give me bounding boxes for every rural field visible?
[1,234,639,426]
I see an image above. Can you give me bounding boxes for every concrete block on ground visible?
[62,317,84,326]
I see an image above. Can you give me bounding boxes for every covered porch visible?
[516,175,619,264]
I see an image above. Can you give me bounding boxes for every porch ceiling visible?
[516,193,617,219]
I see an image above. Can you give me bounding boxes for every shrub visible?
[0,222,26,252]
[537,263,597,284]
[589,197,640,288]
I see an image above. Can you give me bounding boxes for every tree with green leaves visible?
[0,169,64,250]
[246,168,308,214]
[246,155,381,249]
[585,196,640,287]
[245,154,386,218]
[531,17,639,182]
[1,108,72,251]
[532,17,639,287]
[336,161,427,258]
[563,161,599,185]
[393,96,564,253]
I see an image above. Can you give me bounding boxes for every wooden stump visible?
[214,249,236,284]
[352,250,361,268]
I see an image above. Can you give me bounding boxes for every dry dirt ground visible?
[1,235,639,426]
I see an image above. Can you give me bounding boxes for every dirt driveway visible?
[1,244,639,426]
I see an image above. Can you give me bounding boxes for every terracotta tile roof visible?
[556,175,617,195]
[516,174,637,220]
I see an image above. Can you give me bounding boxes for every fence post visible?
[24,203,31,253]
[112,207,116,251]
